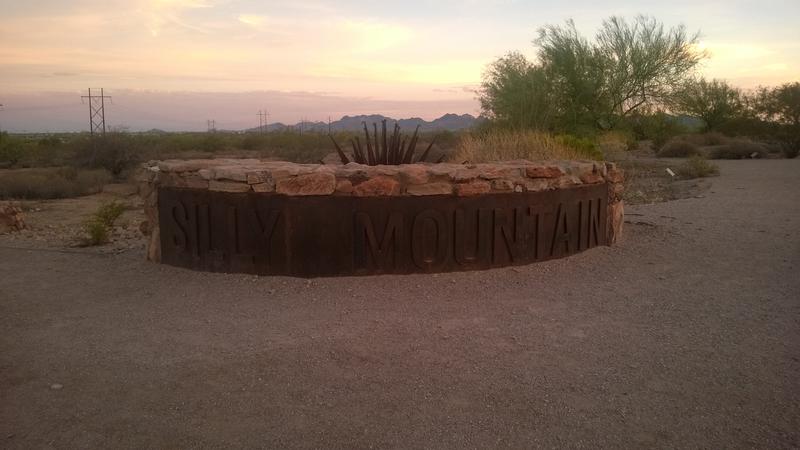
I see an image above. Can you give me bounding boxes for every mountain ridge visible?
[250,113,481,133]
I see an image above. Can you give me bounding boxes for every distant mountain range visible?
[249,113,482,133]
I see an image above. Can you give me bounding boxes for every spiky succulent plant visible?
[330,120,442,165]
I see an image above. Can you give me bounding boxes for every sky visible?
[1,0,798,132]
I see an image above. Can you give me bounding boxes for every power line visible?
[257,110,270,134]
[80,88,112,136]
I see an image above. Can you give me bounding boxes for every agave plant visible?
[330,120,443,165]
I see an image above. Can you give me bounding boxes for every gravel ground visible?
[1,159,798,449]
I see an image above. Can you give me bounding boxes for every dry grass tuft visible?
[657,140,701,157]
[677,155,720,179]
[710,139,768,159]
[450,130,592,163]
[680,132,731,146]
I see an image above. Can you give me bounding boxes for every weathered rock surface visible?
[406,182,453,196]
[0,202,26,234]
[138,158,625,261]
[276,172,336,196]
[353,176,401,196]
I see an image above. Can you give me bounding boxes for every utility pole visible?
[0,103,4,134]
[328,116,331,135]
[80,88,111,136]
[207,120,216,133]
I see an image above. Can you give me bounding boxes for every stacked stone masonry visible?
[138,159,624,264]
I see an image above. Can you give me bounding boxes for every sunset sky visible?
[1,0,798,132]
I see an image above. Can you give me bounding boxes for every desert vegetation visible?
[82,200,126,246]
[0,14,796,203]
[677,156,720,179]
[476,15,799,162]
[329,120,443,165]
[450,130,599,163]
[0,167,111,200]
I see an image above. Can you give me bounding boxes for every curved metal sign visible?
[158,185,608,277]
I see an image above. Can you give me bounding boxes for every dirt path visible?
[1,160,798,449]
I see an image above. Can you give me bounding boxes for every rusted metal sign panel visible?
[158,184,608,277]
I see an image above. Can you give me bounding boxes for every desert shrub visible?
[710,140,767,159]
[82,219,109,246]
[81,201,126,246]
[597,130,637,151]
[657,139,700,157]
[95,201,126,227]
[717,117,772,138]
[555,135,603,159]
[451,130,597,163]
[779,141,800,159]
[429,130,458,150]
[73,133,141,177]
[677,155,720,178]
[680,132,731,146]
[772,125,800,158]
[0,133,24,168]
[624,111,690,147]
[56,166,79,181]
[0,168,112,199]
[241,134,269,151]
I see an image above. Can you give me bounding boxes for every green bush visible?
[0,133,24,167]
[73,133,140,177]
[82,218,110,246]
[95,201,126,227]
[657,140,700,157]
[677,155,720,178]
[241,134,269,151]
[681,132,730,146]
[625,112,689,147]
[81,201,126,246]
[555,134,603,159]
[710,140,767,159]
[779,141,799,159]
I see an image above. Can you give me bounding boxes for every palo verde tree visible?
[479,52,556,130]
[674,78,745,131]
[757,82,800,128]
[538,16,706,129]
[755,82,800,157]
[480,15,706,133]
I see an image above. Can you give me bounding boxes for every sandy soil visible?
[1,159,798,448]
[3,186,145,252]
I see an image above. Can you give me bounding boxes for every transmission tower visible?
[257,110,270,134]
[207,120,216,133]
[80,88,111,136]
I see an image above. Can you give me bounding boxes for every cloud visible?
[761,63,789,72]
[238,14,266,27]
[340,20,414,53]
[144,0,217,36]
[697,41,775,60]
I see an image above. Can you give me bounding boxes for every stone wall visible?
[138,159,624,267]
[0,201,26,234]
